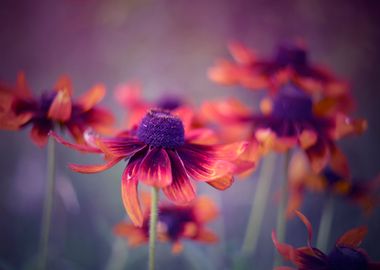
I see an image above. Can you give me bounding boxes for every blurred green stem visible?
[149,187,159,270]
[241,153,277,255]
[38,136,56,270]
[316,193,334,252]
[273,150,291,267]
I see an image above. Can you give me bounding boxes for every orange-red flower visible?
[0,73,114,146]
[272,211,380,270]
[52,109,256,226]
[114,195,218,253]
[202,83,366,172]
[287,150,380,217]
[209,41,354,116]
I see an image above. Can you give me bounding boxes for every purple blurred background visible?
[0,0,379,269]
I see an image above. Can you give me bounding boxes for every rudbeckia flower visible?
[287,150,380,217]
[114,195,218,253]
[114,82,205,131]
[272,211,380,270]
[0,73,114,146]
[202,83,366,172]
[51,109,255,226]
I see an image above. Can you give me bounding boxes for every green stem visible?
[273,150,291,267]
[241,152,277,255]
[149,187,159,270]
[316,193,334,252]
[38,136,56,270]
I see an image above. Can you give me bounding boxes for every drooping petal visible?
[122,158,144,226]
[30,123,50,147]
[114,223,147,247]
[69,157,123,173]
[306,140,330,173]
[298,130,318,149]
[100,137,147,158]
[333,113,368,140]
[272,231,297,262]
[77,84,106,111]
[163,150,196,204]
[206,174,234,190]
[15,71,32,98]
[138,148,172,188]
[336,226,368,248]
[194,228,219,243]
[48,88,72,121]
[49,131,102,153]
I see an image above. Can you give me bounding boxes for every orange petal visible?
[171,242,184,254]
[228,42,256,64]
[195,228,219,243]
[113,223,139,236]
[78,84,106,111]
[48,89,72,121]
[206,174,234,190]
[298,130,317,149]
[333,113,368,140]
[30,125,49,147]
[193,196,219,223]
[16,71,32,98]
[272,231,297,262]
[122,160,144,226]
[49,131,102,153]
[138,148,172,188]
[336,226,367,248]
[55,75,73,95]
[69,157,122,173]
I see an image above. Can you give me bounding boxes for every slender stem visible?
[149,187,159,270]
[38,136,56,270]
[274,150,291,267]
[241,152,277,255]
[316,193,334,252]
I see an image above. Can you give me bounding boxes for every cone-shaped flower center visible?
[272,84,313,121]
[328,247,368,270]
[275,44,308,69]
[137,109,185,148]
[322,167,344,186]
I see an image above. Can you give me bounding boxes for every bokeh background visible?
[1,0,380,269]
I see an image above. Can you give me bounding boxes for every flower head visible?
[202,83,366,172]
[0,73,114,146]
[287,151,380,217]
[114,196,218,253]
[52,109,255,226]
[272,211,380,270]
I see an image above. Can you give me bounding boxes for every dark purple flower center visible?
[322,167,343,186]
[158,207,194,240]
[272,84,313,121]
[275,44,308,69]
[137,109,185,148]
[156,96,183,111]
[328,246,368,270]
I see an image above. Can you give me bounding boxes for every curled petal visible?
[100,137,147,157]
[78,84,106,111]
[49,131,102,153]
[295,211,313,248]
[163,150,196,204]
[122,159,144,226]
[206,174,234,190]
[69,157,122,173]
[139,148,172,188]
[272,231,297,262]
[336,226,368,248]
[48,89,72,121]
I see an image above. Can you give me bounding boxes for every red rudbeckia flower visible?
[272,211,380,270]
[287,150,380,217]
[0,73,114,146]
[202,83,366,172]
[51,109,255,226]
[114,195,218,253]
